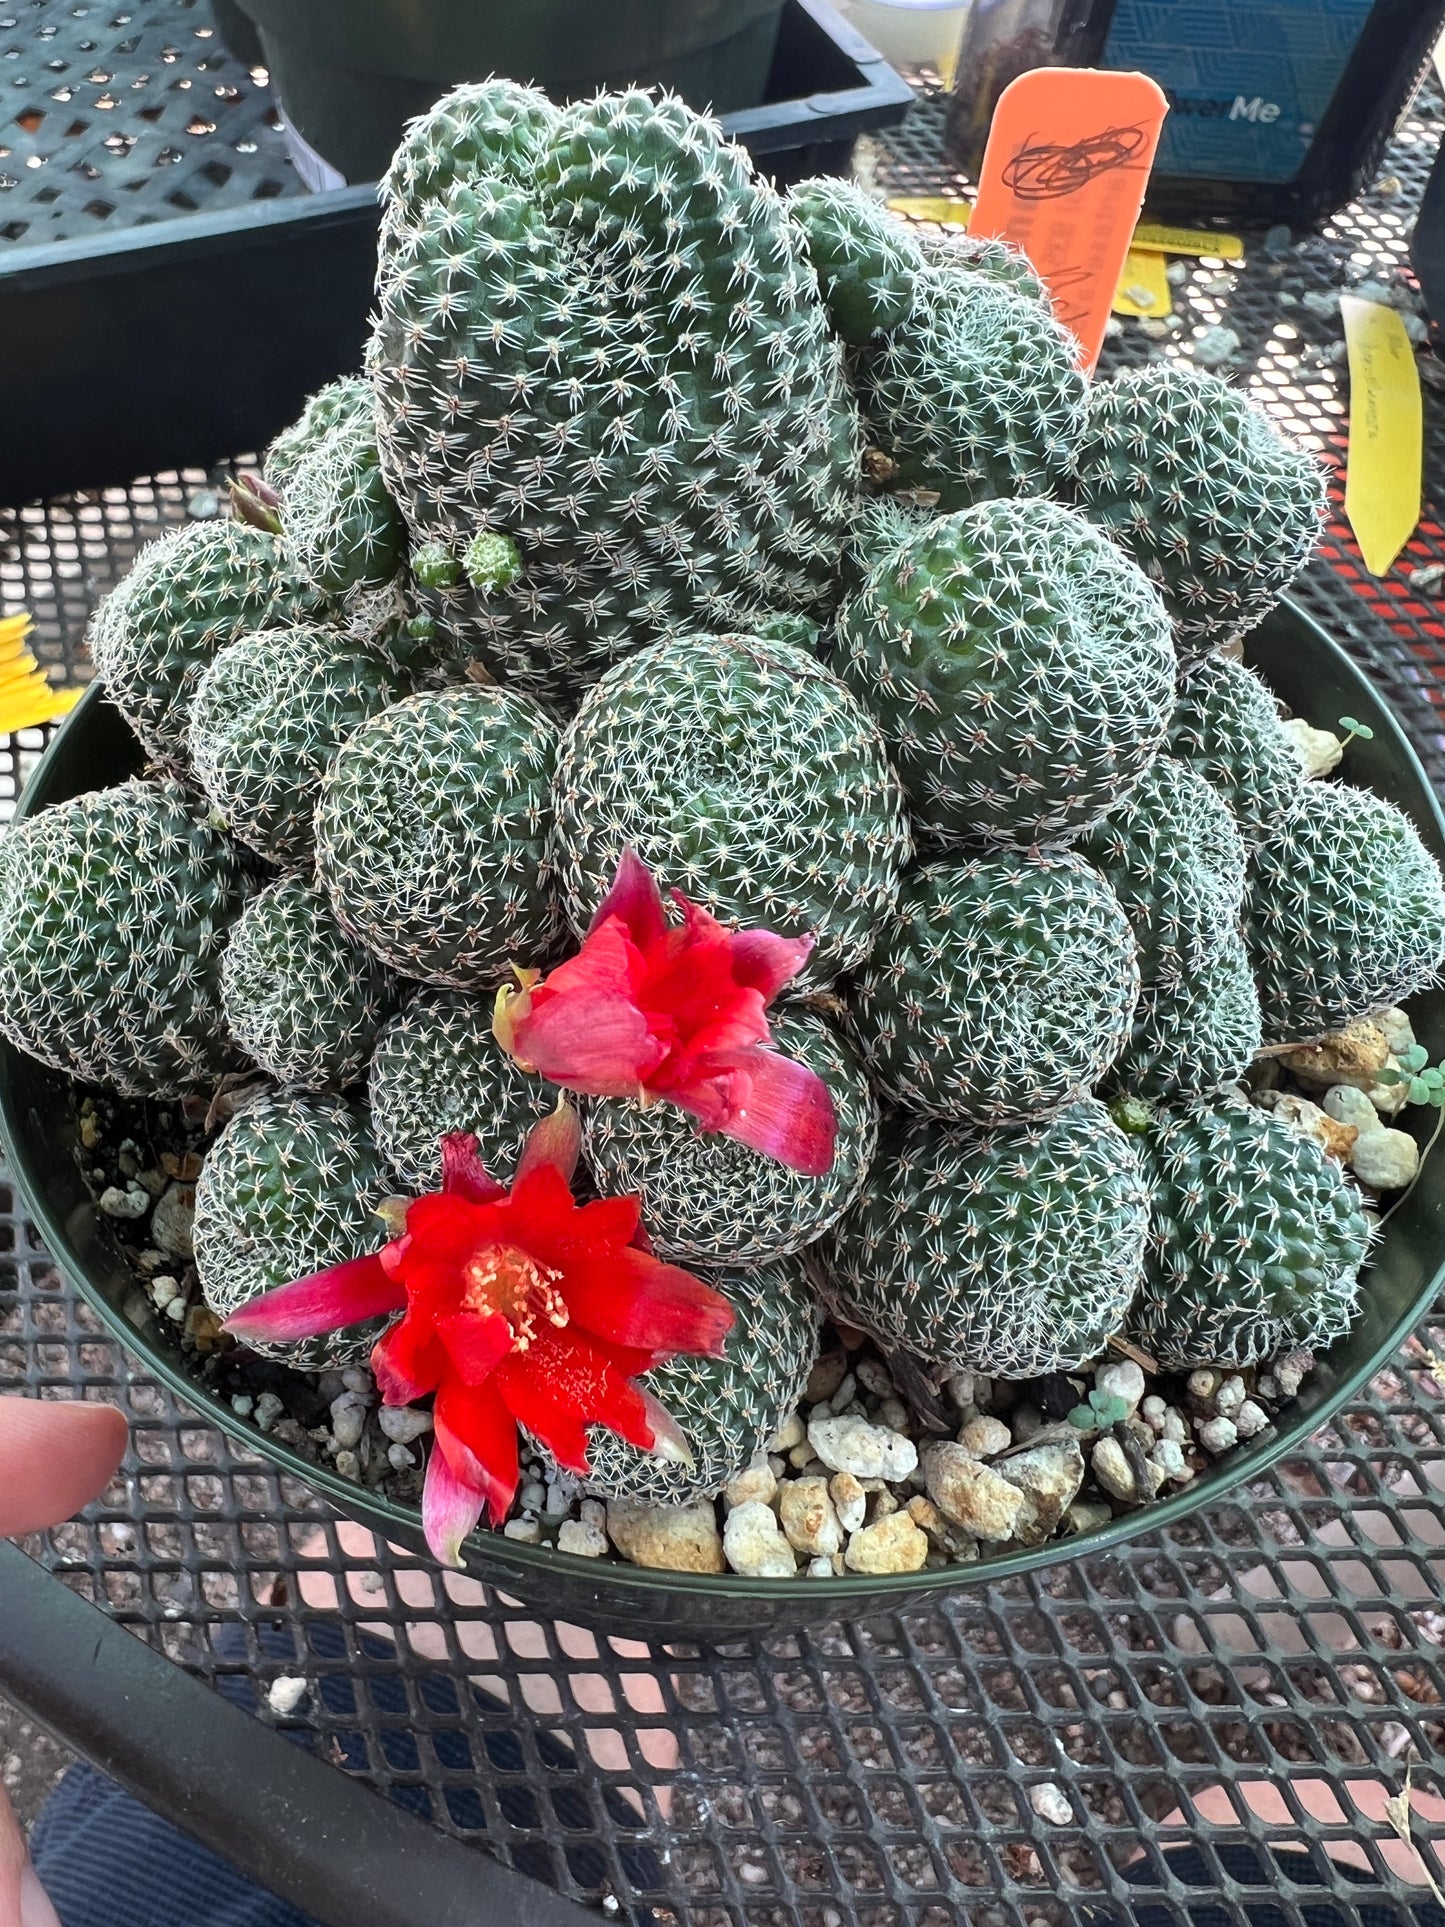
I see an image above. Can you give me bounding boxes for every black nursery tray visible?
[0,0,911,510]
[6,598,1445,1639]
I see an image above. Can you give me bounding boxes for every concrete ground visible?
[0,1689,74,1832]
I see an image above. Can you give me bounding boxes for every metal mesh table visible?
[3,26,1445,1926]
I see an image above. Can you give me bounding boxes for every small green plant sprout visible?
[1378,1042,1444,1106]
[463,529,522,592]
[1108,1095,1155,1136]
[409,541,460,590]
[1376,1043,1445,1222]
[1068,1387,1131,1431]
[1338,714,1375,748]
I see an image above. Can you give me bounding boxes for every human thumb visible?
[20,1863,64,1927]
[0,1397,128,1926]
[0,1397,127,1536]
[0,1786,62,1927]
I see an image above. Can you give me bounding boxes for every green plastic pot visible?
[3,600,1443,1636]
[232,0,788,186]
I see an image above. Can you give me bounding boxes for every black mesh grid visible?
[2,52,1445,1927]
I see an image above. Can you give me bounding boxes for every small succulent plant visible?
[1377,1044,1445,1218]
[1068,1389,1131,1432]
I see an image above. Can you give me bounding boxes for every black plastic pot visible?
[232,0,789,186]
[4,599,1444,1637]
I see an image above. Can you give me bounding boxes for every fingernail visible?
[20,1864,63,1927]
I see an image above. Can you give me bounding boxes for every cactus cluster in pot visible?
[3,77,1443,1578]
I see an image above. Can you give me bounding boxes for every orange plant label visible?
[970,66,1169,373]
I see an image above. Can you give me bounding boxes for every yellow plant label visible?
[0,611,82,734]
[1339,294,1422,578]
[1131,222,1243,260]
[885,195,973,226]
[886,200,1243,264]
[0,684,83,734]
[1112,247,1172,317]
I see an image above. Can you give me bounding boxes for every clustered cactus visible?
[1127,1101,1372,1369]
[550,631,909,979]
[192,1095,398,1372]
[189,621,423,868]
[316,686,561,987]
[0,780,247,1094]
[1073,361,1327,664]
[791,176,1085,508]
[367,985,553,1191]
[1077,758,1247,988]
[277,381,407,601]
[1164,655,1305,849]
[827,1101,1151,1378]
[88,521,322,766]
[581,1260,821,1505]
[857,268,1086,510]
[221,877,397,1092]
[0,77,1439,1555]
[847,855,1138,1125]
[583,1005,877,1267]
[789,176,917,345]
[833,497,1175,849]
[369,85,860,700]
[1246,784,1445,1044]
[1107,935,1262,1103]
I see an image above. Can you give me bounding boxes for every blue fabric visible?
[29,1762,320,1927]
[1111,1842,1445,1926]
[30,1768,1445,1926]
[22,1617,662,1926]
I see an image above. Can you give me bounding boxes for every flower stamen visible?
[462,1243,568,1351]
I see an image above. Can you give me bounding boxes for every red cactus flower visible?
[493,850,837,1177]
[222,1104,734,1566]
